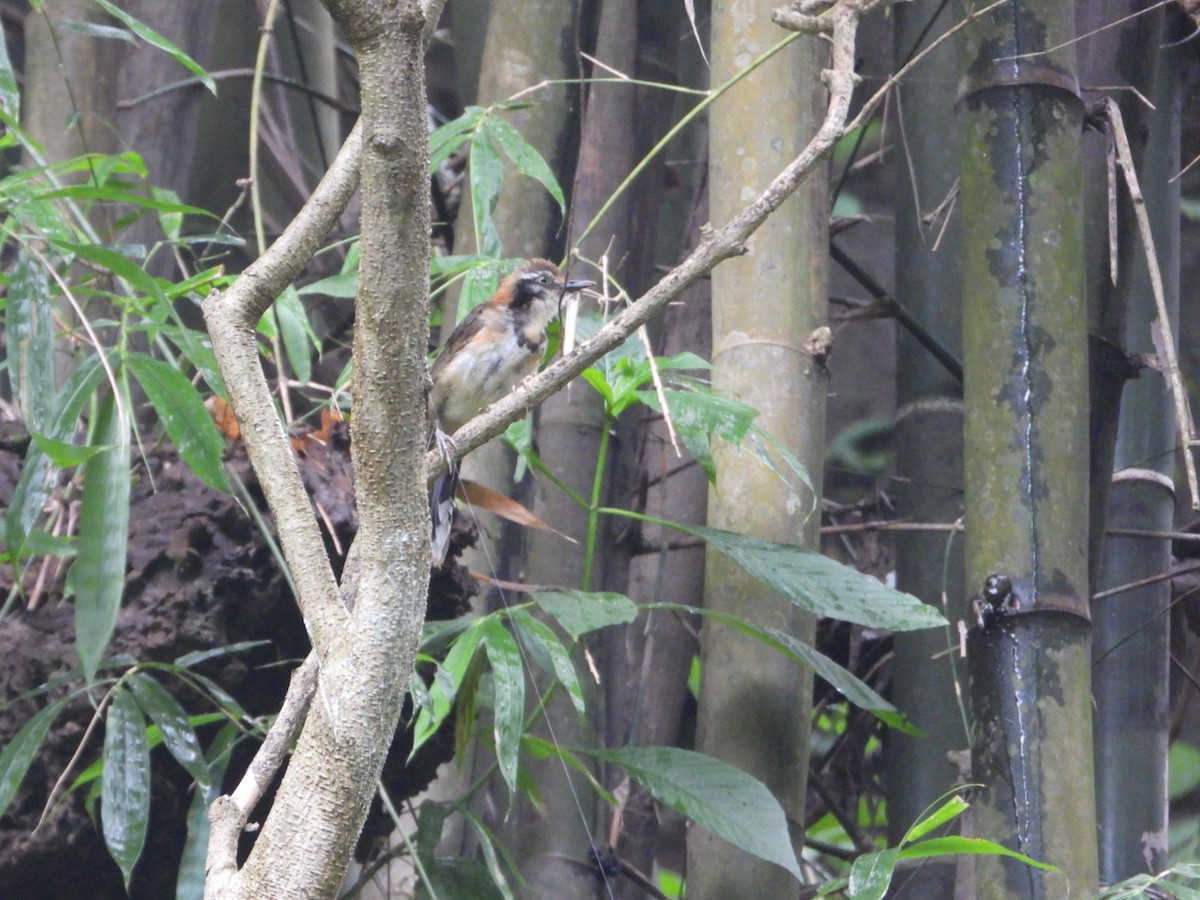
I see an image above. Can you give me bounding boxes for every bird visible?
[428,258,594,565]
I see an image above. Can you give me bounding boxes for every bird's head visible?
[502,258,594,325]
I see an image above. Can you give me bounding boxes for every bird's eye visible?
[539,273,550,285]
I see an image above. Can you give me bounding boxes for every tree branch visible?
[202,122,362,656]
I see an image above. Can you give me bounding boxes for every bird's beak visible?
[562,279,594,293]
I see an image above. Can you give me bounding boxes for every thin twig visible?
[1106,98,1200,509]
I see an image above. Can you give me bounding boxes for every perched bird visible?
[428,258,593,564]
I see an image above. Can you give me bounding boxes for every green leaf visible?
[29,432,112,467]
[532,590,639,642]
[126,352,230,493]
[297,271,358,298]
[636,388,758,482]
[646,603,904,726]
[58,19,136,41]
[468,125,504,257]
[5,355,105,563]
[33,185,214,218]
[73,391,131,683]
[275,287,314,384]
[902,794,968,843]
[0,19,21,122]
[584,746,802,882]
[90,0,216,94]
[664,520,945,632]
[127,672,210,791]
[898,835,1059,871]
[429,106,484,171]
[848,847,901,900]
[173,640,271,669]
[509,610,585,714]
[49,239,166,306]
[6,250,54,432]
[103,686,151,889]
[411,618,485,758]
[483,115,565,210]
[482,618,524,794]
[0,699,68,819]
[176,723,237,900]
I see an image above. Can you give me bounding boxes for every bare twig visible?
[1105,98,1199,509]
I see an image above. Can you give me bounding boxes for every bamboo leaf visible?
[90,0,215,93]
[0,19,20,123]
[73,392,131,682]
[584,746,802,882]
[0,699,67,819]
[510,610,585,714]
[275,287,315,384]
[468,125,504,258]
[898,836,1059,871]
[902,795,969,843]
[411,619,485,758]
[126,672,210,791]
[102,686,150,889]
[482,618,524,794]
[29,432,112,467]
[483,115,565,210]
[125,352,230,493]
[847,847,901,900]
[429,106,484,171]
[663,520,945,632]
[5,356,103,566]
[532,589,639,642]
[6,250,54,432]
[645,602,906,727]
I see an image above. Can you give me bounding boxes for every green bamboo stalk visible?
[686,0,827,895]
[957,1,1097,895]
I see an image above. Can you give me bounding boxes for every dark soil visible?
[0,420,474,899]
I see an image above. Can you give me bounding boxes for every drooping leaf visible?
[125,352,230,493]
[0,20,20,123]
[483,115,565,210]
[102,686,151,889]
[847,847,902,900]
[411,618,485,758]
[0,699,68,819]
[297,271,358,298]
[509,610,585,714]
[468,125,504,258]
[532,589,639,642]
[273,288,315,384]
[173,641,270,669]
[5,356,105,566]
[429,106,484,171]
[90,0,216,93]
[645,602,907,728]
[29,432,113,467]
[898,835,1059,871]
[481,617,524,794]
[654,519,946,632]
[175,723,237,900]
[6,250,54,432]
[126,672,210,791]
[73,391,131,682]
[584,746,802,882]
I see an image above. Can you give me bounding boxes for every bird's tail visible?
[430,462,458,567]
